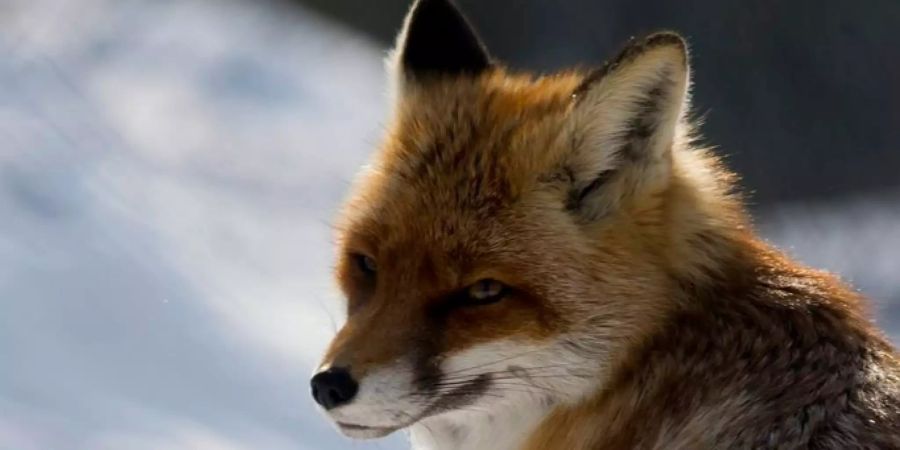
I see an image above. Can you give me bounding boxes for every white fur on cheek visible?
[409,338,601,450]
[319,338,603,446]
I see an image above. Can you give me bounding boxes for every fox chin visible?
[309,0,900,449]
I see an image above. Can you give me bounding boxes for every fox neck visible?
[656,145,753,288]
[408,396,550,450]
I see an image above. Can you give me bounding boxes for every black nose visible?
[310,367,358,409]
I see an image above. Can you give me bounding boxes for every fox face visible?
[312,0,701,440]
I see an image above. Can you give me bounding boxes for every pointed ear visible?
[389,0,492,85]
[564,32,690,220]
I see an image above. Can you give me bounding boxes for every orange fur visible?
[314,2,899,448]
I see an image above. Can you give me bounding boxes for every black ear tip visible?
[618,31,688,59]
[409,0,469,27]
[597,30,688,76]
[641,31,688,57]
[400,0,491,78]
[413,0,455,11]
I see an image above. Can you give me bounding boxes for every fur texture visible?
[313,1,900,448]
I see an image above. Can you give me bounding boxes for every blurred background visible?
[0,0,897,449]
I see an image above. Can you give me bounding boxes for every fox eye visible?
[465,279,507,305]
[352,253,377,276]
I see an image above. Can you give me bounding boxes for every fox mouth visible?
[337,421,395,431]
[336,421,401,438]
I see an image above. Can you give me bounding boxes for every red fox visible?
[310,0,900,448]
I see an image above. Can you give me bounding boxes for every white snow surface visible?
[0,0,896,449]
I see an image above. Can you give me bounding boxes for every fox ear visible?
[390,0,491,84]
[564,32,690,220]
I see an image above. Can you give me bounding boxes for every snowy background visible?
[0,0,896,449]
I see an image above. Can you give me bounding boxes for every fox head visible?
[312,0,738,439]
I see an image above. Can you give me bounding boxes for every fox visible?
[310,0,900,448]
